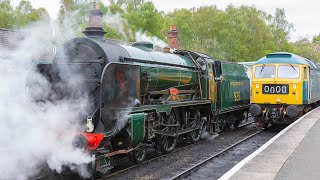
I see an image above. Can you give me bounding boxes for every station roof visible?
[0,28,54,61]
[0,28,24,50]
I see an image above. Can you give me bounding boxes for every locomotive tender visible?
[250,52,320,126]
[32,5,250,177]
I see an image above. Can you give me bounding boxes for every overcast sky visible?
[11,0,320,40]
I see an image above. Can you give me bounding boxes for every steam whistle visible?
[86,116,94,132]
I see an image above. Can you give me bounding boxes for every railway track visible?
[169,129,263,180]
[105,120,254,179]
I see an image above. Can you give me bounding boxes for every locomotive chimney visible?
[83,1,106,37]
[167,25,179,50]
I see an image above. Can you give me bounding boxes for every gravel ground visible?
[109,122,285,180]
[181,127,284,180]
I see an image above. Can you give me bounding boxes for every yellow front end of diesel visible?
[251,64,307,105]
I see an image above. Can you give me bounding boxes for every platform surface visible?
[220,107,320,180]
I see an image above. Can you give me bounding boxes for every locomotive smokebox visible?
[250,104,261,117]
[286,105,299,118]
[72,134,88,150]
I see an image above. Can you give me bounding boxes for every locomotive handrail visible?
[54,60,103,64]
[120,56,199,70]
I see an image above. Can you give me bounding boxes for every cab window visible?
[303,67,307,79]
[254,65,275,78]
[196,57,206,70]
[278,65,300,79]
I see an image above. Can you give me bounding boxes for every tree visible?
[270,8,294,52]
[292,37,320,61]
[123,0,165,40]
[0,0,14,28]
[312,33,320,45]
[14,0,48,27]
[58,0,90,36]
[0,0,47,28]
[165,9,195,49]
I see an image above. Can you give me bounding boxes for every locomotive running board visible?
[149,89,198,95]
[104,148,135,158]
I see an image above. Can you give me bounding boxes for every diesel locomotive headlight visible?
[255,84,259,88]
[293,84,296,89]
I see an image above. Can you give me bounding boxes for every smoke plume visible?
[0,17,92,179]
[104,12,130,38]
[135,30,168,48]
[103,12,168,48]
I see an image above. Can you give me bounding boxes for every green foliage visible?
[0,0,48,28]
[292,38,320,61]
[312,33,320,45]
[58,0,90,36]
[167,9,195,50]
[2,0,317,62]
[164,6,280,62]
[269,8,294,52]
[14,0,48,27]
[219,6,276,61]
[0,0,14,28]
[120,0,165,40]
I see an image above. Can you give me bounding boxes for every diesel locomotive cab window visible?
[278,65,300,79]
[254,65,275,78]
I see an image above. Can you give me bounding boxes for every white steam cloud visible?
[0,17,92,179]
[104,12,129,38]
[135,30,167,48]
[103,12,168,48]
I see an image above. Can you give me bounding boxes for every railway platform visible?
[220,107,320,180]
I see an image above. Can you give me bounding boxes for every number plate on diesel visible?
[262,84,289,94]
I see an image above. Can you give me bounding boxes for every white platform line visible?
[219,106,320,180]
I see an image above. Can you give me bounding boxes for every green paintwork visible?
[139,65,198,92]
[200,74,208,99]
[219,63,250,112]
[121,45,199,92]
[130,113,146,145]
[255,52,314,66]
[121,45,196,67]
[118,100,211,115]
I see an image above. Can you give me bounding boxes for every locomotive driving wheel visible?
[157,112,178,153]
[88,154,111,180]
[130,145,147,164]
[188,109,202,143]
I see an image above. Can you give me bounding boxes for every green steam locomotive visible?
[32,6,250,178]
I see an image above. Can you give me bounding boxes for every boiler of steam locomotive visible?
[51,34,199,132]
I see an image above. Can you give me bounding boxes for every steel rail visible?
[104,120,254,179]
[169,129,263,180]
